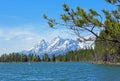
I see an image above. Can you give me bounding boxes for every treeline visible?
[0,53,41,62]
[94,30,120,63]
[0,49,94,62]
[55,49,94,62]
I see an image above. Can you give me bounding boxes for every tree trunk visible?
[103,40,110,63]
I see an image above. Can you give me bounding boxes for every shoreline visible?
[91,61,120,65]
[0,61,120,65]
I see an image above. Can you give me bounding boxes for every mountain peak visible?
[53,36,62,41]
[39,39,46,44]
[34,39,48,51]
[56,36,61,39]
[21,36,94,57]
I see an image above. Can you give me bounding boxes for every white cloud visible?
[0,24,37,41]
[1,27,73,41]
[0,30,33,41]
[43,28,77,41]
[0,31,3,37]
[0,23,76,54]
[0,14,20,20]
[24,37,34,41]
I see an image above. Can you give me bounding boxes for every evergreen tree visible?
[44,0,120,63]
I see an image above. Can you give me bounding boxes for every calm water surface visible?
[0,62,120,81]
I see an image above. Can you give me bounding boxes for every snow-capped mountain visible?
[45,36,81,55]
[21,36,94,56]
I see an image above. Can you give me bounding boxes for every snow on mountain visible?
[45,36,81,55]
[21,36,94,57]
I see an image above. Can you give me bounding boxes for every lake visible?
[0,62,120,81]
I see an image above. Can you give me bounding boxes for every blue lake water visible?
[0,62,120,81]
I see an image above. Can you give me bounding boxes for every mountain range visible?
[21,36,94,57]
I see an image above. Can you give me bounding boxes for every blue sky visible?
[0,0,115,54]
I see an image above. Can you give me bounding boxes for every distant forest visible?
[0,49,94,62]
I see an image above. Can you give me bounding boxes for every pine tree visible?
[44,0,120,63]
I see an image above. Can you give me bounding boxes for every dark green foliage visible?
[44,0,120,63]
[51,54,56,62]
[62,4,69,12]
[105,0,120,5]
[61,14,69,22]
[0,49,94,62]
[43,0,120,43]
[42,53,50,62]
[41,49,94,62]
[94,29,120,63]
[0,53,41,62]
[55,49,94,62]
[43,14,47,19]
[28,54,41,62]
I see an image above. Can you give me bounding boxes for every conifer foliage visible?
[44,0,120,63]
